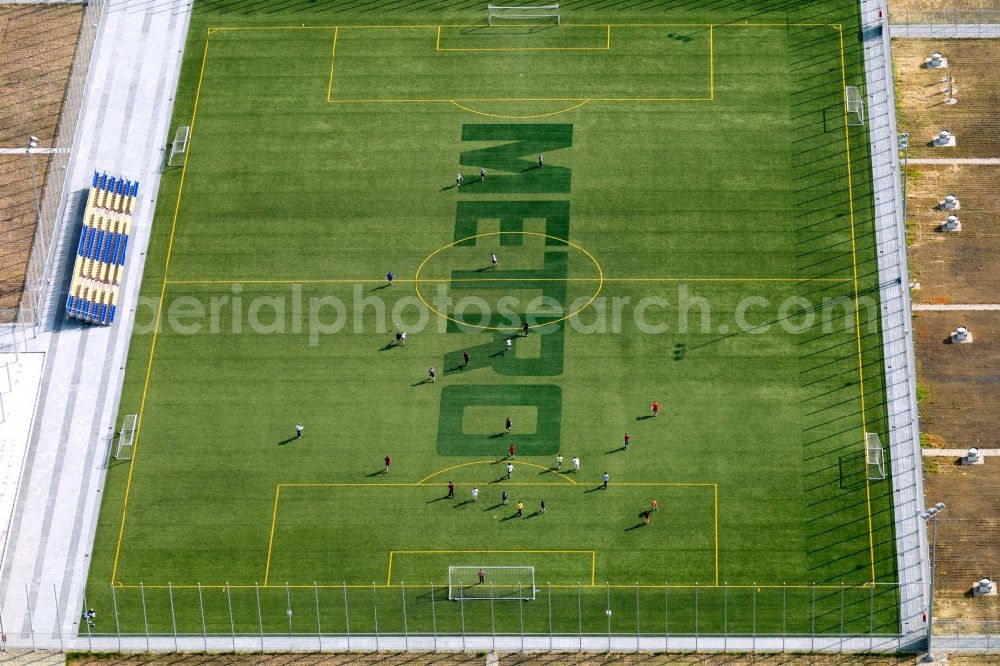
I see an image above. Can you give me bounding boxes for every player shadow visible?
[485,502,504,511]
[277,437,297,446]
[412,378,434,386]
[489,432,505,439]
[636,415,654,421]
[491,476,511,484]
[445,364,468,373]
[605,447,625,454]
[427,496,450,504]
[625,522,647,531]
[521,164,543,172]
[370,284,391,292]
[500,513,522,522]
[475,265,493,273]
[454,499,474,508]
[440,184,456,191]
[524,511,542,519]
[379,341,400,351]
[366,469,388,477]
[489,350,505,358]
[584,486,606,493]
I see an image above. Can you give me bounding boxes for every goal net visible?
[448,566,536,601]
[488,4,560,26]
[115,413,138,460]
[865,432,886,481]
[167,125,190,166]
[845,86,865,127]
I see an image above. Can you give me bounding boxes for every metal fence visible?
[0,581,930,653]
[890,9,1000,37]
[0,0,107,354]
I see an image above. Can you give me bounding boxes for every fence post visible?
[52,584,64,653]
[518,584,525,652]
[459,583,466,652]
[285,582,293,650]
[81,590,92,652]
[401,582,408,651]
[752,583,757,654]
[664,583,668,652]
[635,582,640,652]
[110,584,120,652]
[140,583,149,651]
[870,582,875,642]
[168,583,178,651]
[198,583,207,651]
[226,583,235,652]
[255,582,264,653]
[723,582,728,653]
[782,582,787,653]
[24,584,35,651]
[694,582,699,652]
[314,582,322,651]
[489,582,496,652]
[839,582,845,653]
[605,581,612,652]
[547,582,553,651]
[430,582,437,652]
[811,583,816,653]
[577,582,583,652]
[342,582,350,651]
[371,582,379,652]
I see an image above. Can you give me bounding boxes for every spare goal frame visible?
[488,3,560,26]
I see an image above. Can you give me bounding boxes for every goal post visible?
[488,3,560,26]
[167,125,190,166]
[845,86,865,127]
[865,432,886,481]
[448,566,536,600]
[115,413,137,460]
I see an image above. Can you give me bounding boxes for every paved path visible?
[890,23,1000,38]
[913,303,1000,311]
[924,448,999,457]
[906,158,1000,165]
[861,0,930,645]
[0,0,192,647]
[0,148,68,155]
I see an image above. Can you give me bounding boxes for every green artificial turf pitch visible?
[87,2,900,637]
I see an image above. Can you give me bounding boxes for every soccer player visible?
[384,455,392,473]
[295,423,303,439]
[516,500,524,517]
[506,417,512,435]
[478,569,486,584]
[522,321,529,337]
[386,271,394,287]
[463,350,470,368]
[506,462,514,479]
[540,499,546,514]
[501,490,509,505]
[456,173,463,187]
[480,167,486,182]
[651,499,658,512]
[447,481,455,498]
[394,331,403,346]
[623,432,631,450]
[428,367,436,383]
[602,471,609,489]
[491,253,499,269]
[505,337,512,354]
[508,443,516,459]
[572,456,580,473]
[652,401,660,417]
[472,486,479,502]
[399,331,406,346]
[642,510,651,526]
[537,154,543,167]
[555,454,564,471]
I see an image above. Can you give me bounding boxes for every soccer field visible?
[87,0,900,637]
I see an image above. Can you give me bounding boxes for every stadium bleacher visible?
[65,170,137,325]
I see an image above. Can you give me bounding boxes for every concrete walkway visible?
[0,0,192,647]
[890,23,1000,38]
[913,304,1000,311]
[923,448,999,457]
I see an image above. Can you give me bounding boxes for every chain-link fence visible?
[0,0,106,354]
[890,9,1000,36]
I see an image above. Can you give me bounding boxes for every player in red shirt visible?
[623,433,631,450]
[384,455,392,473]
[651,401,660,417]
[508,443,516,459]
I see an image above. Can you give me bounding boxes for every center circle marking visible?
[413,231,604,332]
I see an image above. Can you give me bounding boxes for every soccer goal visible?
[448,566,536,601]
[167,125,190,166]
[487,4,560,26]
[865,432,886,481]
[845,86,866,127]
[115,414,138,461]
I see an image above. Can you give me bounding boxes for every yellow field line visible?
[386,549,595,586]
[836,25,877,585]
[714,484,720,587]
[606,24,611,50]
[330,97,712,104]
[417,460,578,485]
[709,24,715,100]
[109,33,212,586]
[435,25,441,51]
[112,582,877,590]
[209,22,837,31]
[325,27,339,103]
[262,485,282,586]
[448,99,591,119]
[164,276,852,285]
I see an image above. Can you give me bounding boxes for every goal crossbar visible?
[168,125,190,166]
[865,432,885,481]
[488,3,560,25]
[115,413,138,460]
[845,86,865,127]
